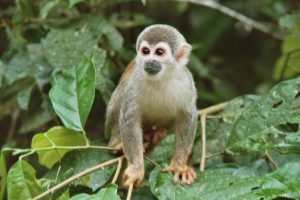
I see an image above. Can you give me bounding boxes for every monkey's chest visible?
[139,82,191,127]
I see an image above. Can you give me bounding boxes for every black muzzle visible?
[144,60,162,75]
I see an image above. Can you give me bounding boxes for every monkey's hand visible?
[123,164,145,188]
[162,161,197,185]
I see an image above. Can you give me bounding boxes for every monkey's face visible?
[137,41,175,78]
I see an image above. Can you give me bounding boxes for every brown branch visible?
[198,102,227,116]
[206,150,225,159]
[200,114,206,171]
[262,151,278,170]
[126,183,134,200]
[111,156,125,184]
[198,102,227,171]
[33,156,123,200]
[174,0,283,40]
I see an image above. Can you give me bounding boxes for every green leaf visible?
[0,61,5,88]
[27,43,54,89]
[7,160,42,200]
[141,0,146,6]
[148,135,174,165]
[42,28,106,70]
[13,0,36,23]
[31,126,86,168]
[70,184,121,200]
[150,162,300,200]
[0,153,7,200]
[44,145,115,191]
[49,58,95,131]
[17,84,33,110]
[3,50,34,85]
[226,77,300,154]
[19,95,55,134]
[69,0,85,8]
[40,0,62,19]
[274,13,300,80]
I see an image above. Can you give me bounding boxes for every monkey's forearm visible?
[120,99,144,167]
[173,109,197,166]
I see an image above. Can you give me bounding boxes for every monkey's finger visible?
[181,172,187,185]
[191,170,197,179]
[187,172,193,184]
[173,172,179,184]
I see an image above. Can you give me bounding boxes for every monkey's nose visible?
[144,60,162,75]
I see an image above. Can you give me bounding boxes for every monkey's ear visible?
[176,43,192,63]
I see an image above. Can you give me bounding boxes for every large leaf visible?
[0,153,6,200]
[44,145,115,191]
[31,126,86,168]
[27,43,54,89]
[7,160,42,200]
[274,13,300,80]
[192,95,260,165]
[226,77,300,154]
[70,184,121,200]
[150,162,300,200]
[19,95,55,134]
[42,28,106,70]
[0,61,5,88]
[49,58,95,131]
[2,50,34,85]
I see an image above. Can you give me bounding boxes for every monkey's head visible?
[136,24,192,78]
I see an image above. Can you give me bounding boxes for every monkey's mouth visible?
[144,60,162,75]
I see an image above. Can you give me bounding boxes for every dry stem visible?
[198,102,227,170]
[126,183,134,200]
[175,0,283,40]
[262,151,278,170]
[33,156,123,200]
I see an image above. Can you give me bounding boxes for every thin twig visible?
[175,0,283,40]
[111,156,125,184]
[198,102,227,116]
[2,145,118,156]
[206,150,225,159]
[144,155,161,168]
[198,102,227,171]
[200,114,206,171]
[262,151,278,170]
[126,183,134,200]
[33,156,123,200]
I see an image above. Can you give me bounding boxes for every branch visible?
[33,156,124,200]
[198,102,227,170]
[126,183,134,200]
[111,156,124,184]
[198,102,227,116]
[2,145,119,157]
[262,151,278,170]
[200,114,206,171]
[174,0,283,40]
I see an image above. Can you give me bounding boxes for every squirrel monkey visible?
[105,24,197,187]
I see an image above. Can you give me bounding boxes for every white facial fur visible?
[137,41,176,78]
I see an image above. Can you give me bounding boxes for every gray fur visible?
[105,24,197,186]
[136,24,186,55]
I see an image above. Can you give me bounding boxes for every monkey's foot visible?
[162,163,197,185]
[123,164,145,188]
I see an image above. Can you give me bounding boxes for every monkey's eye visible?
[141,47,150,55]
[155,48,165,56]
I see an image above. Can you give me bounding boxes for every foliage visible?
[0,0,300,200]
